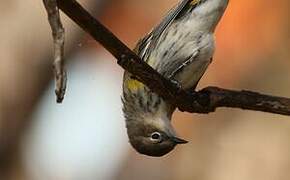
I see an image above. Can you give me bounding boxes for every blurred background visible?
[0,0,290,179]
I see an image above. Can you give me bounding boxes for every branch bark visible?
[43,0,67,103]
[48,0,290,116]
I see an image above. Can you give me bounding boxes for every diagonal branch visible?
[48,0,290,116]
[43,0,67,103]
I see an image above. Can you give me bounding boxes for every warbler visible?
[122,0,228,156]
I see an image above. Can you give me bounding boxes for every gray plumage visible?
[122,0,229,157]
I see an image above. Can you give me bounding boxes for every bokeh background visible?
[0,0,290,179]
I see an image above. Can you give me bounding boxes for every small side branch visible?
[178,87,290,115]
[43,0,67,103]
[48,0,290,116]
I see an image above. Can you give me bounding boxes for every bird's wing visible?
[136,0,200,60]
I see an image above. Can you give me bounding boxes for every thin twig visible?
[185,87,290,116]
[43,0,67,103]
[52,0,290,116]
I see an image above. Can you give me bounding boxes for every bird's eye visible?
[150,132,163,143]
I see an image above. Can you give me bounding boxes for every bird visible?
[122,0,229,157]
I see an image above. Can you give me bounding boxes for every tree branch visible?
[48,0,290,116]
[191,87,290,116]
[43,0,67,103]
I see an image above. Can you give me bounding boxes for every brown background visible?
[0,0,289,179]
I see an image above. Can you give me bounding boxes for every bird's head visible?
[124,102,187,157]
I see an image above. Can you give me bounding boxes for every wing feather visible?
[136,0,200,60]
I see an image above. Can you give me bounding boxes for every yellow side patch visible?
[127,79,144,91]
[190,0,200,5]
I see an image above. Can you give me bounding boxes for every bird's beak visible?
[171,136,188,144]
